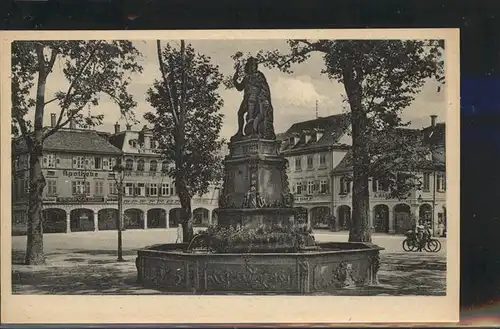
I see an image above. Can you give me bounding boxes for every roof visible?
[278,113,350,153]
[332,125,446,174]
[108,132,127,150]
[332,149,445,174]
[13,128,123,155]
[422,122,445,146]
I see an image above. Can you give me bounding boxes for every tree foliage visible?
[145,41,225,241]
[12,40,143,264]
[228,39,444,242]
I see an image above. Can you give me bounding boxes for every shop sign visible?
[57,196,105,203]
[62,170,99,178]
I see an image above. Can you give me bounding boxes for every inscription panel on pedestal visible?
[142,257,187,290]
[203,262,298,292]
[312,258,371,292]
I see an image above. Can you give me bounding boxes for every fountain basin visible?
[135,242,383,294]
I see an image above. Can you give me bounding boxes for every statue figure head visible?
[244,57,259,74]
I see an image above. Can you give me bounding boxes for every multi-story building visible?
[11,115,220,235]
[278,113,446,236]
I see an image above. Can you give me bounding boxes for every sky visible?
[40,39,446,139]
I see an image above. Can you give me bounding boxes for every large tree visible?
[145,41,225,242]
[228,40,444,242]
[12,40,143,265]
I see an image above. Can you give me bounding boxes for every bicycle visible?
[402,230,442,253]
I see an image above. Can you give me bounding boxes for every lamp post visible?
[113,163,126,262]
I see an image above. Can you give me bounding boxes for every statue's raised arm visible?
[231,57,276,141]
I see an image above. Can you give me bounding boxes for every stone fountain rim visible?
[138,241,384,257]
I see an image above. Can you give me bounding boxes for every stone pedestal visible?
[217,137,295,228]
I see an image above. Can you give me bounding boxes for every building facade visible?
[278,114,447,236]
[11,118,220,235]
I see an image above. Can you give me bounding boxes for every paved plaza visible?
[11,229,446,295]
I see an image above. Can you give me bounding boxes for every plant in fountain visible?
[188,223,315,253]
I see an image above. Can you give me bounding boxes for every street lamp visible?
[113,163,126,262]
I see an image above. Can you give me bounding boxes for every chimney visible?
[114,122,120,134]
[50,113,56,128]
[126,124,132,131]
[69,119,76,129]
[430,115,437,127]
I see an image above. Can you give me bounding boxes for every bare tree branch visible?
[43,41,103,140]
[156,40,180,126]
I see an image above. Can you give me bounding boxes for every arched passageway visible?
[98,208,118,230]
[147,208,167,228]
[70,208,94,232]
[193,208,210,226]
[124,208,144,229]
[394,203,412,234]
[311,206,331,229]
[337,205,351,231]
[419,203,433,225]
[169,208,182,228]
[373,204,389,233]
[42,208,66,233]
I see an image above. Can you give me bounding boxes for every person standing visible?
[175,223,183,243]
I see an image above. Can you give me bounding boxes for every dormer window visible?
[315,129,324,141]
[288,137,295,147]
[129,139,137,148]
[304,130,311,143]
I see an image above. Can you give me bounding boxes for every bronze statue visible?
[232,57,276,140]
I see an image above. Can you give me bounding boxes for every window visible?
[340,177,351,195]
[319,153,326,167]
[134,183,145,196]
[149,139,155,150]
[94,157,102,169]
[137,159,145,171]
[43,154,56,168]
[307,181,314,195]
[320,180,328,194]
[423,173,431,191]
[436,173,446,191]
[161,183,170,196]
[73,156,84,169]
[149,183,158,196]
[296,182,303,195]
[95,181,104,195]
[103,158,110,171]
[72,180,90,195]
[125,183,134,196]
[150,160,158,172]
[125,159,134,170]
[295,157,302,171]
[108,182,117,195]
[46,179,57,195]
[307,155,314,169]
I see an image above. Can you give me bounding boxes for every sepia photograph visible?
[1,29,459,324]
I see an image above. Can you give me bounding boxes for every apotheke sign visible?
[63,170,99,178]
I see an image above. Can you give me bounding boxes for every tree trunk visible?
[25,142,46,265]
[175,40,194,243]
[25,43,49,265]
[342,61,372,243]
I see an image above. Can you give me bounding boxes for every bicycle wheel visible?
[433,239,442,253]
[402,239,416,252]
[425,239,439,252]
